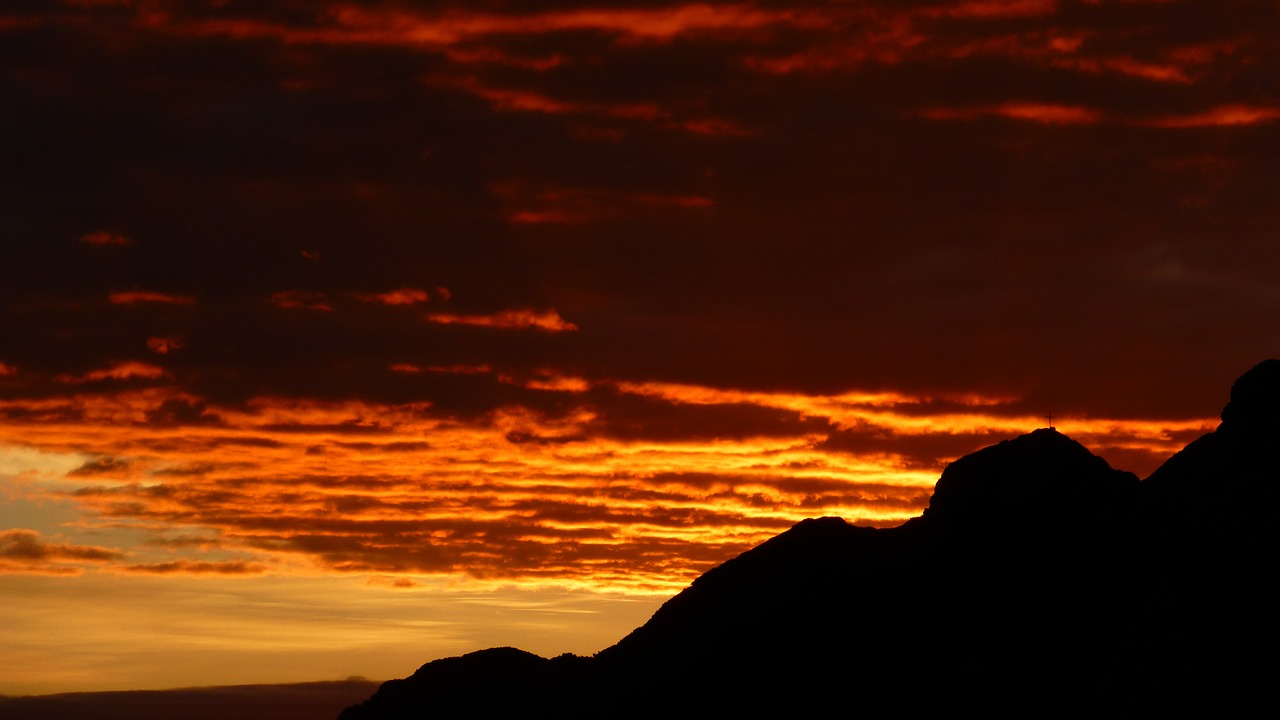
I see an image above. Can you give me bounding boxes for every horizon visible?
[2,0,1277,700]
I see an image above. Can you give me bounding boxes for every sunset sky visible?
[2,0,1277,696]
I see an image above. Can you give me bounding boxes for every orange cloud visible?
[1141,105,1280,128]
[79,230,133,246]
[500,371,593,393]
[0,374,1214,593]
[108,290,197,306]
[918,102,1103,124]
[424,308,578,332]
[270,290,332,311]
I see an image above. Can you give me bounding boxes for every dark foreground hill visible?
[340,361,1280,718]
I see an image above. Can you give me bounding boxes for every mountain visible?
[339,361,1279,718]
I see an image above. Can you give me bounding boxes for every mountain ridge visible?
[340,360,1279,718]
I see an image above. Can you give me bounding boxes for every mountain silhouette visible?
[339,361,1279,718]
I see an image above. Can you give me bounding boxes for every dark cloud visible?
[69,457,133,477]
[142,398,224,427]
[122,560,267,575]
[0,529,124,567]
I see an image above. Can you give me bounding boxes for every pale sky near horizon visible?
[2,0,1276,694]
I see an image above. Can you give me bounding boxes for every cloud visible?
[143,397,223,427]
[270,290,333,311]
[433,75,661,121]
[122,560,268,575]
[492,182,715,225]
[1140,105,1280,128]
[108,291,197,306]
[68,456,132,477]
[170,3,823,47]
[917,103,1103,124]
[919,0,1058,19]
[79,230,133,246]
[0,529,124,574]
[0,370,1214,590]
[352,288,431,306]
[59,362,170,384]
[430,75,749,136]
[1053,56,1192,83]
[147,336,185,355]
[424,309,579,332]
[368,575,421,589]
[0,0,1267,598]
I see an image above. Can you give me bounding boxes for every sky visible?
[2,0,1277,696]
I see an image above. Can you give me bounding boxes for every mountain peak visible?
[922,428,1138,529]
[1220,358,1280,433]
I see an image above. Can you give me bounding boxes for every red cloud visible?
[494,182,715,225]
[1054,56,1192,84]
[270,290,333,311]
[147,337,185,355]
[108,291,197,305]
[79,230,133,246]
[424,308,578,332]
[436,75,662,121]
[1141,105,1280,128]
[508,210,590,225]
[60,361,170,384]
[919,0,1058,19]
[156,3,821,50]
[326,3,820,45]
[354,288,431,306]
[918,102,1102,124]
